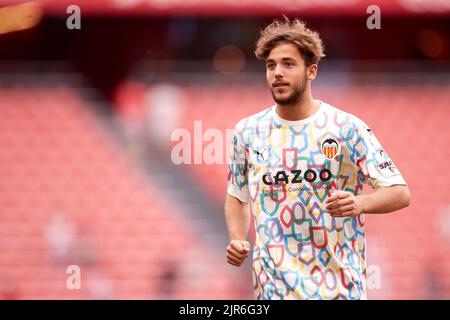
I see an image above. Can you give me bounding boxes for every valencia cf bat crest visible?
[321,138,340,159]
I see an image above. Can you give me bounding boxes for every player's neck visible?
[275,92,320,122]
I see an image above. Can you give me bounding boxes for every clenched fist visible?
[325,189,364,217]
[226,240,251,266]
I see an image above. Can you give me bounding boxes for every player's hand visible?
[226,240,251,267]
[325,190,363,217]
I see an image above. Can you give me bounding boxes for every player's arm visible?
[225,194,250,240]
[224,194,251,266]
[357,184,410,214]
[225,120,251,266]
[325,185,410,217]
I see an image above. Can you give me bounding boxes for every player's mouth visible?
[273,82,289,90]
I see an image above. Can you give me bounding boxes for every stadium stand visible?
[0,85,251,299]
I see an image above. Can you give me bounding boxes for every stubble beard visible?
[271,77,307,106]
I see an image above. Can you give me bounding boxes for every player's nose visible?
[274,64,284,78]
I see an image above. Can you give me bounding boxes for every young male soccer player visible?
[225,18,410,300]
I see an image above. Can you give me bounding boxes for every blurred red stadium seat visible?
[0,86,249,299]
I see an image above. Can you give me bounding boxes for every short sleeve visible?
[227,121,249,203]
[353,120,407,189]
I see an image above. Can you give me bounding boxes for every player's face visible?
[266,42,316,106]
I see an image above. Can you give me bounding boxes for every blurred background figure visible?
[0,0,449,299]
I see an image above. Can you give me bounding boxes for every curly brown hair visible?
[255,17,325,66]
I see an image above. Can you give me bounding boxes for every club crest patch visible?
[321,138,340,159]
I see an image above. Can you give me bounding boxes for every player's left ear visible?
[306,64,318,80]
